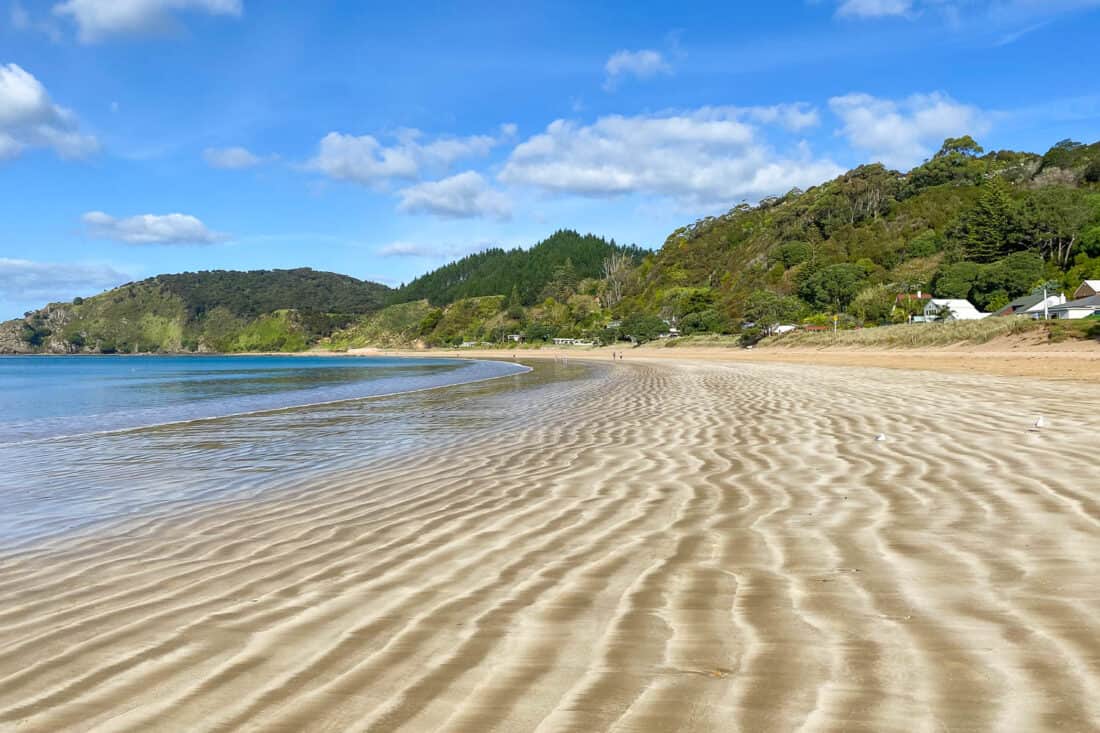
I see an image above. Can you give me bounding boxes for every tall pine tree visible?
[958,179,1020,263]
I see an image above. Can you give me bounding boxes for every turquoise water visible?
[0,355,527,444]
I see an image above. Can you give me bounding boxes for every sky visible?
[1,0,1099,318]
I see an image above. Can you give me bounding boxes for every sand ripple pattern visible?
[1,359,1099,732]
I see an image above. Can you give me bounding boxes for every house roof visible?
[1081,280,1100,290]
[928,298,982,310]
[1002,293,1044,311]
[1050,294,1100,310]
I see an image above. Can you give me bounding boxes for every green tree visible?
[1084,161,1100,184]
[933,261,981,299]
[775,241,812,268]
[799,264,868,310]
[973,252,1044,307]
[953,179,1022,263]
[505,284,524,319]
[1021,187,1095,267]
[936,136,985,158]
[850,284,896,325]
[743,290,807,331]
[619,313,667,343]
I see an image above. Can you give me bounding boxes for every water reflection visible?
[0,359,604,550]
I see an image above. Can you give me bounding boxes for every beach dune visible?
[1,359,1099,731]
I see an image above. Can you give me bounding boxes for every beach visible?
[2,356,1099,731]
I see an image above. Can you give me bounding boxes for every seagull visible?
[1030,416,1045,432]
[874,434,887,442]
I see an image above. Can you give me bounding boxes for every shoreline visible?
[0,358,531,449]
[7,339,1099,383]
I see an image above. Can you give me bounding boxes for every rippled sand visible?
[1,359,1099,732]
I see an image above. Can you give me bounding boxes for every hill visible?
[5,137,1099,354]
[625,136,1100,342]
[0,268,391,354]
[392,229,646,306]
[323,137,1099,349]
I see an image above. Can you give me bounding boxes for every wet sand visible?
[1,358,1099,731]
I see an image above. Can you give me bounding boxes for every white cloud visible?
[308,127,505,187]
[9,1,63,40]
[499,107,842,207]
[836,0,1100,23]
[829,92,990,169]
[11,2,30,29]
[53,0,242,42]
[836,0,913,18]
[376,240,491,260]
[604,49,671,90]
[203,145,265,169]
[397,171,511,220]
[743,103,821,132]
[0,258,130,305]
[0,63,98,161]
[81,211,227,245]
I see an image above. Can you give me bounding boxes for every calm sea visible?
[0,354,548,548]
[0,354,526,444]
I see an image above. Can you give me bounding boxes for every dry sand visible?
[2,358,1100,731]
[355,335,1100,384]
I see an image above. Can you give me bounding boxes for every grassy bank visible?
[760,317,1098,348]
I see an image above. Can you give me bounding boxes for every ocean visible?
[0,354,526,444]
[0,354,543,547]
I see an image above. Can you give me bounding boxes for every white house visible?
[997,292,1067,319]
[923,298,989,321]
[1047,294,1100,320]
[1072,280,1100,299]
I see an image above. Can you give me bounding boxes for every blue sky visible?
[2,0,1099,317]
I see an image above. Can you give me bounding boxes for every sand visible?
[353,336,1100,384]
[2,358,1099,731]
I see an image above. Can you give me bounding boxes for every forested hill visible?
[154,268,390,319]
[1,268,391,354]
[625,137,1100,335]
[392,230,646,306]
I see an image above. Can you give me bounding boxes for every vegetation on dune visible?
[762,316,1097,348]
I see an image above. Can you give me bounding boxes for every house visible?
[1047,294,1100,320]
[923,298,989,322]
[893,291,932,321]
[894,291,931,306]
[995,292,1066,319]
[1073,280,1100,299]
[505,333,524,342]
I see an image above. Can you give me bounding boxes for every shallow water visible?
[0,354,526,444]
[0,357,598,548]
